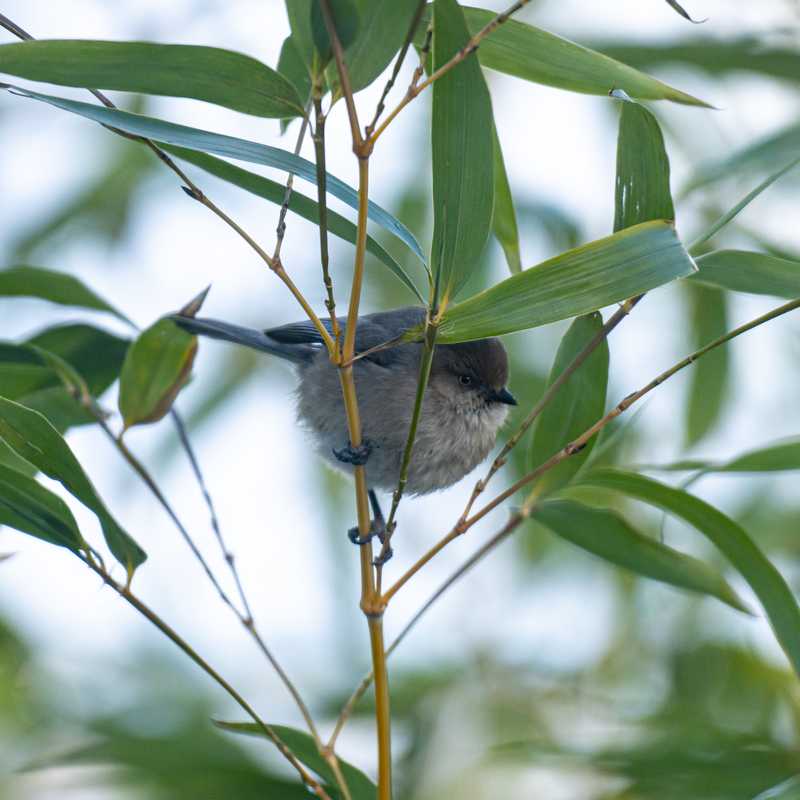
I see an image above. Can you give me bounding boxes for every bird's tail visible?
[169,315,311,364]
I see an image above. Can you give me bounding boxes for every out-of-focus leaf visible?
[430,221,696,343]
[754,775,800,800]
[534,499,748,612]
[518,199,582,251]
[162,145,425,301]
[577,469,800,677]
[689,158,800,252]
[331,0,423,94]
[430,0,494,304]
[614,99,674,231]
[719,439,800,473]
[595,38,800,85]
[529,313,609,495]
[663,0,705,23]
[686,122,800,191]
[5,85,427,265]
[0,40,304,118]
[684,283,729,445]
[311,0,360,67]
[415,6,710,106]
[692,250,800,298]
[119,318,197,431]
[0,463,86,553]
[0,397,146,575]
[492,126,522,274]
[0,266,132,325]
[0,344,57,399]
[214,720,376,799]
[278,35,311,134]
[285,0,317,70]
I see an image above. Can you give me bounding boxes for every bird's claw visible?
[333,439,372,466]
[372,546,393,567]
[347,525,376,546]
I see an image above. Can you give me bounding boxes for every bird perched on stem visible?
[172,306,516,541]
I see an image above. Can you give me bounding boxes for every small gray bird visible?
[173,307,516,544]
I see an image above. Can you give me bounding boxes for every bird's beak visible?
[492,387,518,406]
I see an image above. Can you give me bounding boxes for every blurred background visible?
[2,1,800,797]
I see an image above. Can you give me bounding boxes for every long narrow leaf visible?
[0,463,86,553]
[5,85,426,265]
[0,397,146,577]
[162,145,424,301]
[529,313,609,495]
[692,250,800,298]
[432,221,696,343]
[0,40,304,118]
[430,0,494,303]
[492,126,522,274]
[577,468,800,676]
[534,499,748,612]
[215,720,376,799]
[415,6,709,106]
[0,266,133,325]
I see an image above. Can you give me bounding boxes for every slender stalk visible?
[460,296,642,522]
[272,100,313,262]
[312,86,341,345]
[365,0,427,137]
[375,321,438,581]
[98,417,322,746]
[320,3,392,796]
[82,556,332,800]
[331,509,528,748]
[370,0,532,145]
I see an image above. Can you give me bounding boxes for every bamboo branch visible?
[81,555,332,800]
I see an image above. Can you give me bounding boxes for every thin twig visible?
[99,416,321,744]
[375,320,438,583]
[329,507,529,749]
[370,0,532,145]
[312,85,341,344]
[365,0,427,138]
[81,555,332,800]
[273,98,313,262]
[460,297,643,523]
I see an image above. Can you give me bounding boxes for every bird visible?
[172,306,516,554]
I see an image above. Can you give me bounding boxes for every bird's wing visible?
[265,319,337,346]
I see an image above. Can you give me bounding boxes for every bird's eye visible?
[458,375,473,386]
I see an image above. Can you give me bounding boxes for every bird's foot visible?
[347,519,380,546]
[333,439,372,466]
[372,543,393,567]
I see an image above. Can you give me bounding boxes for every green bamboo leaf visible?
[688,158,800,251]
[492,126,522,274]
[432,221,696,343]
[161,145,425,302]
[593,38,800,85]
[0,265,133,325]
[285,0,317,71]
[0,344,58,399]
[119,318,198,431]
[332,0,423,94]
[278,35,311,134]
[534,499,748,612]
[577,468,800,677]
[430,0,494,303]
[529,313,609,495]
[692,250,800,298]
[0,462,86,553]
[753,776,800,800]
[0,40,304,118]
[4,85,426,265]
[415,6,709,106]
[614,100,674,231]
[0,397,146,576]
[684,283,729,445]
[214,720,376,799]
[686,121,800,191]
[714,438,800,473]
[663,0,705,22]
